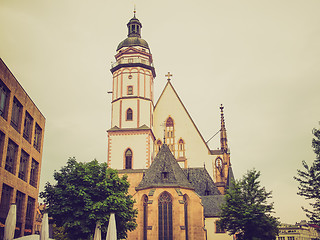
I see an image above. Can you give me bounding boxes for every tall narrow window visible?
[143,195,148,240]
[165,117,175,155]
[30,159,39,187]
[127,86,133,95]
[155,139,162,155]
[184,195,189,240]
[0,131,4,165]
[25,196,35,235]
[125,149,132,169]
[178,139,185,158]
[16,191,25,225]
[33,123,42,152]
[0,79,9,119]
[0,184,13,221]
[23,111,33,142]
[5,139,18,174]
[19,150,29,181]
[11,97,22,132]
[158,192,173,240]
[126,108,133,121]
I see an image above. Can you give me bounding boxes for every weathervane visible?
[165,72,172,81]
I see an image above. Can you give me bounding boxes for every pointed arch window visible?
[155,139,162,155]
[125,149,132,169]
[165,117,175,155]
[184,195,189,240]
[178,138,185,158]
[143,195,148,240]
[158,192,173,240]
[126,108,133,121]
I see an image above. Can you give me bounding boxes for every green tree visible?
[294,128,320,224]
[219,169,279,240]
[40,158,137,240]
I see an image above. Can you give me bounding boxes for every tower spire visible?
[220,104,228,152]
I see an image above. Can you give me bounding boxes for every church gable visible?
[153,81,213,169]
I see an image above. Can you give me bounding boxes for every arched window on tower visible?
[155,139,162,156]
[165,117,175,155]
[177,138,187,168]
[184,195,189,240]
[126,108,133,121]
[143,195,148,240]
[178,138,185,158]
[125,149,132,169]
[158,192,173,240]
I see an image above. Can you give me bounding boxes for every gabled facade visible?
[108,12,235,240]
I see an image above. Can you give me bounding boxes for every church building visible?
[107,12,234,240]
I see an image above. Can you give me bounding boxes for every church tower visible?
[107,12,156,170]
[214,105,232,194]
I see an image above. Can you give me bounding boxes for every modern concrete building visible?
[0,58,45,238]
[277,221,320,240]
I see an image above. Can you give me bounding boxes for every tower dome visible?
[116,14,150,51]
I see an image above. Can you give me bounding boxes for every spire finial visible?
[220,104,225,129]
[134,5,136,17]
[220,104,228,152]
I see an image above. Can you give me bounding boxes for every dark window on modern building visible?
[29,159,39,188]
[143,195,148,240]
[19,150,29,182]
[158,192,173,240]
[23,111,33,142]
[16,190,25,224]
[126,108,133,121]
[125,149,132,169]
[33,123,42,152]
[0,79,10,119]
[0,131,4,165]
[25,196,35,235]
[11,97,22,132]
[5,139,18,174]
[0,184,13,221]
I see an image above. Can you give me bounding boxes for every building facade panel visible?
[0,58,45,238]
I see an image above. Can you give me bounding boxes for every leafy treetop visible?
[219,169,279,240]
[40,158,137,240]
[295,128,320,224]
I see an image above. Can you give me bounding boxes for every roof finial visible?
[133,5,136,17]
[165,72,173,81]
[220,104,225,130]
[220,104,228,152]
[160,121,166,143]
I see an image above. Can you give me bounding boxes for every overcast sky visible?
[1,0,320,224]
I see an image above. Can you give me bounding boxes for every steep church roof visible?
[201,195,225,217]
[182,168,221,196]
[136,144,194,190]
